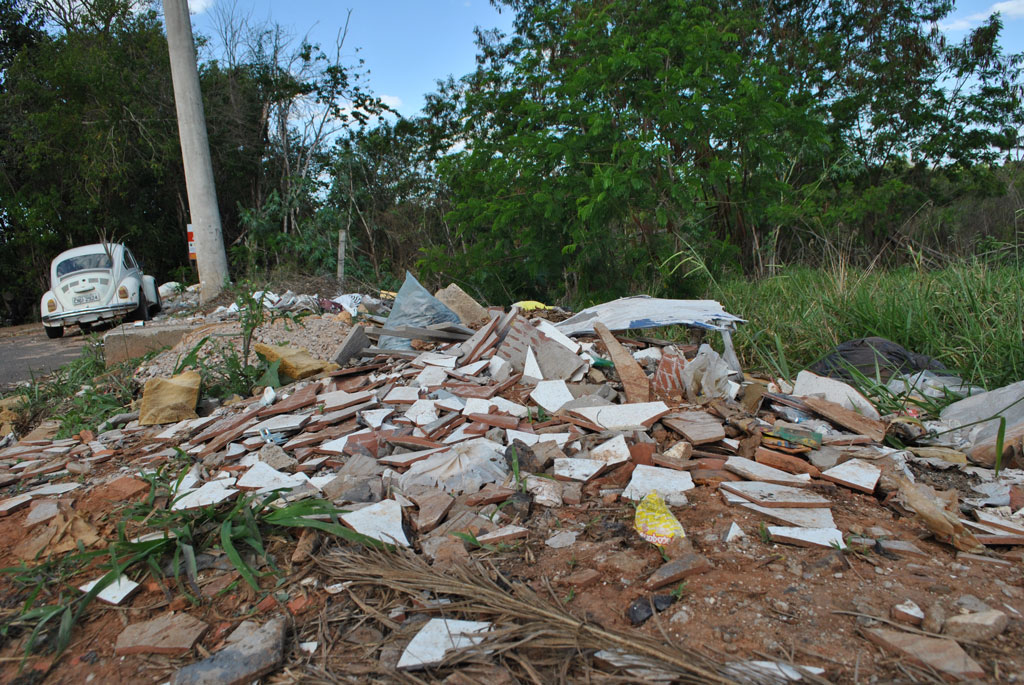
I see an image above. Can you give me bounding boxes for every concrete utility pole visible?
[163,0,229,302]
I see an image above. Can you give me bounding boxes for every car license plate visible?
[72,293,100,306]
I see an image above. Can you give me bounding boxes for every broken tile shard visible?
[396,618,492,670]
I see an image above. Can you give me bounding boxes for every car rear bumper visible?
[42,303,135,326]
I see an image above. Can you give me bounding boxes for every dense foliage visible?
[0,0,1020,323]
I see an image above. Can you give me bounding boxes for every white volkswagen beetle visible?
[40,242,161,338]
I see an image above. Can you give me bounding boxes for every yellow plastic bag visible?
[634,491,685,545]
[512,300,549,311]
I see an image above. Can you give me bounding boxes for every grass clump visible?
[713,260,1024,391]
[8,337,137,438]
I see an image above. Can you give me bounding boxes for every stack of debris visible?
[2,281,1023,683]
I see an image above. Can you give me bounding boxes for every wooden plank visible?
[801,396,886,443]
[662,411,725,445]
[364,326,471,342]
[594,322,649,403]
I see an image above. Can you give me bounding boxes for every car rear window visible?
[56,253,113,278]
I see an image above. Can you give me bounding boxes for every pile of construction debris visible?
[2,278,1024,683]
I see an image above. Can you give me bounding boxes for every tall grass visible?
[713,260,1024,390]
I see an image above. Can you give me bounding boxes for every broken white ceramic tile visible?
[442,424,474,444]
[171,479,239,511]
[724,457,811,486]
[621,465,694,506]
[396,618,491,670]
[244,413,311,437]
[26,482,81,497]
[402,399,440,426]
[546,530,576,548]
[319,428,370,455]
[723,522,745,543]
[320,389,376,411]
[719,481,831,508]
[553,458,605,482]
[361,408,394,429]
[590,435,631,464]
[0,493,33,515]
[768,526,846,550]
[525,475,563,507]
[533,318,581,353]
[414,366,449,388]
[378,447,444,468]
[462,397,528,418]
[506,429,572,448]
[523,346,544,380]
[721,489,837,528]
[725,661,826,682]
[821,458,880,494]
[341,499,410,547]
[975,508,1024,535]
[573,402,670,430]
[383,386,422,404]
[530,380,574,413]
[413,352,458,369]
[488,355,510,382]
[80,574,140,604]
[793,370,880,420]
[237,461,307,493]
[455,360,489,376]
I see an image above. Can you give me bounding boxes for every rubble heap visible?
[2,286,1023,683]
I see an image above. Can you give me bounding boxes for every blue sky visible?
[186,0,1023,119]
[188,0,515,117]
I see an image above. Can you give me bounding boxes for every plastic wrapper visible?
[634,491,685,545]
[379,272,461,350]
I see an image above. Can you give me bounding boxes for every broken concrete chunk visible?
[341,499,410,547]
[644,553,711,591]
[115,612,209,655]
[863,628,984,681]
[434,283,489,325]
[253,343,337,380]
[892,600,925,626]
[257,443,296,471]
[943,609,1008,642]
[396,618,492,670]
[173,617,286,685]
[138,371,201,426]
[546,530,577,548]
[525,475,562,507]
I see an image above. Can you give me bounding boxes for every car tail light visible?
[47,299,57,312]
[118,285,129,299]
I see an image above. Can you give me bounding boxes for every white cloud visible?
[379,94,404,110]
[188,0,215,14]
[939,0,1024,31]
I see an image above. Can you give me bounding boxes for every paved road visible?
[0,324,88,390]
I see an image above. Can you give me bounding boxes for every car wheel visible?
[149,287,162,316]
[44,325,63,339]
[130,290,150,322]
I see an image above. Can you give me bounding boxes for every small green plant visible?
[507,446,528,493]
[758,522,770,544]
[670,581,689,600]
[453,531,497,552]
[562,588,576,604]
[1,458,382,662]
[174,283,307,399]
